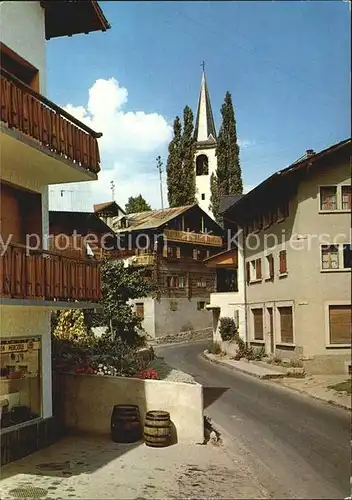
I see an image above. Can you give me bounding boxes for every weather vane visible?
[110,180,115,201]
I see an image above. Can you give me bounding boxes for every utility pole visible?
[110,180,115,201]
[156,155,164,210]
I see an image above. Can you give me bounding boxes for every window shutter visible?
[252,309,264,340]
[279,306,293,343]
[329,305,351,344]
[246,262,250,283]
[256,259,262,279]
[176,246,181,259]
[269,254,274,278]
[279,250,287,273]
[163,245,168,258]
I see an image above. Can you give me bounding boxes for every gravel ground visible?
[149,357,196,384]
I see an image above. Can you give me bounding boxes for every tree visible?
[210,91,243,224]
[166,107,196,207]
[97,260,158,345]
[53,310,95,346]
[125,195,151,214]
[180,105,196,205]
[166,116,182,207]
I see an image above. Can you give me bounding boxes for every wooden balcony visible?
[0,243,102,303]
[131,254,155,267]
[164,229,223,247]
[0,68,101,182]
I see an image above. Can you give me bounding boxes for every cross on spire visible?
[201,61,206,72]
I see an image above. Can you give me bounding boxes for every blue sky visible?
[48,1,350,210]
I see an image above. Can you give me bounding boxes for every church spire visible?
[194,63,216,144]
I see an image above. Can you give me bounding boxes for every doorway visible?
[267,307,274,354]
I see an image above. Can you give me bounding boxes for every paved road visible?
[156,341,351,500]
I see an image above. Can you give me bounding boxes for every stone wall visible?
[151,327,212,345]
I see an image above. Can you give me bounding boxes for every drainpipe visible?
[242,225,249,345]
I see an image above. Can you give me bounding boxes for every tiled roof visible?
[93,201,125,214]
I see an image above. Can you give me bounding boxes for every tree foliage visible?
[125,194,151,214]
[166,107,196,207]
[98,259,158,345]
[53,310,95,346]
[210,91,243,224]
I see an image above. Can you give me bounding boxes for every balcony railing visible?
[131,254,155,267]
[0,243,102,303]
[164,229,223,247]
[0,69,101,174]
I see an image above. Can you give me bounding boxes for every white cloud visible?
[50,78,172,211]
[238,139,255,149]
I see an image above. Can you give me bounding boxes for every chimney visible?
[306,149,315,157]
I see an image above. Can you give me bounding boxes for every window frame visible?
[318,184,351,213]
[251,307,264,342]
[324,300,352,347]
[320,243,351,272]
[277,304,295,345]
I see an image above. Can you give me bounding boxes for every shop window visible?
[0,338,41,429]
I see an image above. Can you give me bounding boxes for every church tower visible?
[194,66,217,217]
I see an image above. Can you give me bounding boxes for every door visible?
[267,307,274,354]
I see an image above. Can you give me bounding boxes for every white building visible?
[0,0,110,463]
[194,69,218,217]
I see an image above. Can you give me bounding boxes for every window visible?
[197,301,207,310]
[166,276,184,289]
[246,262,250,284]
[197,276,207,288]
[193,248,207,260]
[167,246,180,259]
[250,261,256,281]
[343,245,352,269]
[0,337,41,429]
[216,268,238,292]
[201,193,205,200]
[252,309,264,340]
[342,186,352,210]
[0,42,39,91]
[329,305,351,344]
[278,306,294,343]
[279,250,287,274]
[196,155,209,176]
[255,259,262,280]
[266,254,274,280]
[135,303,144,319]
[321,245,339,270]
[320,186,337,211]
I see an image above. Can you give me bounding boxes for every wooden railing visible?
[131,254,155,266]
[0,243,102,302]
[0,69,101,174]
[164,229,223,247]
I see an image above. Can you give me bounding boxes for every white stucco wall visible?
[195,148,217,216]
[0,306,52,418]
[58,373,204,444]
[0,1,46,93]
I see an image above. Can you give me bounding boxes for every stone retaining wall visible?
[150,327,212,346]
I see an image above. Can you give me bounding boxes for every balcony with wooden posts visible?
[0,68,102,186]
[164,229,223,247]
[0,243,102,306]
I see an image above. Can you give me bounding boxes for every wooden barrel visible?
[144,410,171,448]
[110,405,142,443]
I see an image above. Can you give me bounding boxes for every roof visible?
[49,210,115,236]
[194,70,217,143]
[219,195,243,214]
[223,138,351,216]
[41,1,110,40]
[113,205,195,232]
[93,201,125,215]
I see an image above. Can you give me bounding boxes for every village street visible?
[157,341,351,500]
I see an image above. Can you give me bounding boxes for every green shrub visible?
[288,358,303,368]
[208,341,222,355]
[219,317,238,341]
